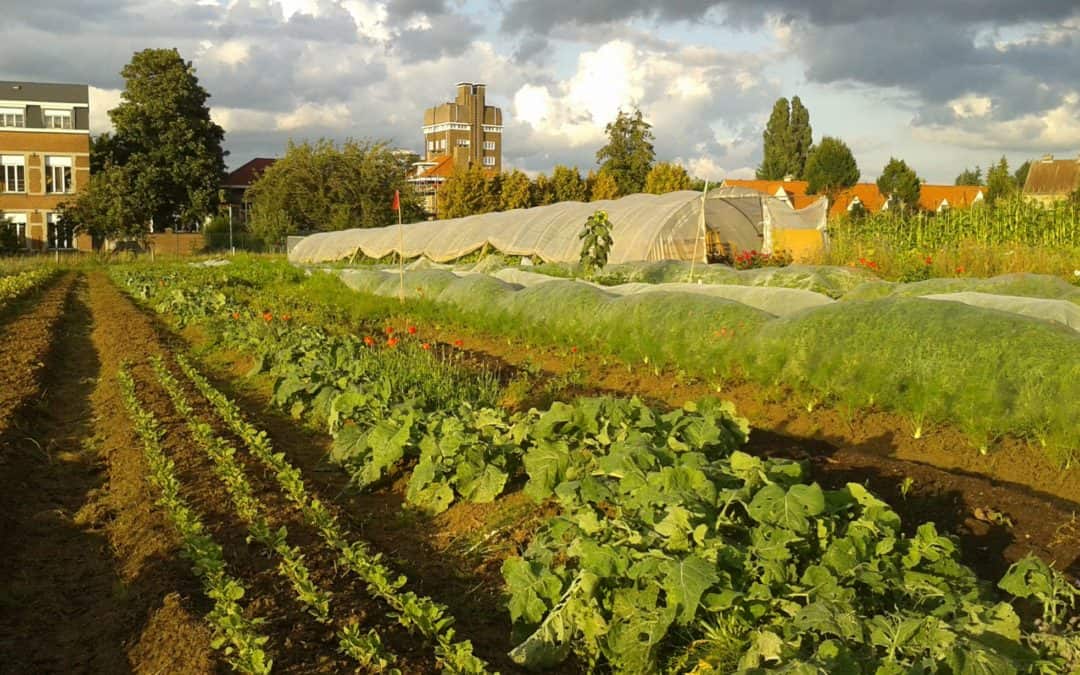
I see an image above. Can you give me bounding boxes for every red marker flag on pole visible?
[392,189,400,212]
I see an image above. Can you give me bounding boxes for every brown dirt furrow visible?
[0,272,213,674]
[0,273,72,440]
[92,273,440,673]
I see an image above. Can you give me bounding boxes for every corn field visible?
[829,197,1080,251]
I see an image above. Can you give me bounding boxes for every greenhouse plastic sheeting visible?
[288,187,826,265]
[921,292,1080,332]
[487,268,834,316]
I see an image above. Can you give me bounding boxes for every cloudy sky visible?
[2,0,1079,183]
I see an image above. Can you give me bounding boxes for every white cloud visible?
[915,91,1080,151]
[89,87,122,134]
[948,94,992,119]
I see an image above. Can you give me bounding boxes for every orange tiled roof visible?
[791,194,826,210]
[724,179,810,197]
[418,155,455,179]
[829,184,887,218]
[917,184,984,211]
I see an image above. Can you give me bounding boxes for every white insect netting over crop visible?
[288,187,826,265]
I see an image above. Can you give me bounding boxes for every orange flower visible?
[387,337,399,348]
[385,326,394,335]
[407,325,417,335]
[281,313,292,322]
[453,339,464,348]
[231,311,240,320]
[363,335,375,346]
[570,346,578,354]
[956,266,965,274]
[421,342,431,351]
[262,312,273,322]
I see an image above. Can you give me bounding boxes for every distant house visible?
[727,179,984,219]
[721,179,823,210]
[221,157,276,227]
[408,155,455,215]
[1022,154,1080,204]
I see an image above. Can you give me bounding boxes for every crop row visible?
[119,267,1080,672]
[172,353,492,674]
[0,268,59,313]
[117,365,273,674]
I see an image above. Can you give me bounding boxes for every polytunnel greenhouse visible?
[287,187,828,265]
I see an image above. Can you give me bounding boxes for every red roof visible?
[917,185,984,211]
[224,158,277,188]
[417,155,455,179]
[724,179,810,198]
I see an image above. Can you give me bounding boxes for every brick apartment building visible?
[0,81,91,251]
[409,82,503,214]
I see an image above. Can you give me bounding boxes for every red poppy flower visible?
[421,342,431,351]
[363,336,375,346]
[453,339,464,347]
[281,313,292,322]
[387,337,399,348]
[956,266,965,274]
[407,325,417,335]
[262,312,273,322]
[231,311,240,320]
[385,326,394,335]
[570,346,578,354]
[924,256,933,265]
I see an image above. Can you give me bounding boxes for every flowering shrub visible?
[732,249,793,270]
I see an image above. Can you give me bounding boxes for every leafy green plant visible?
[118,364,272,674]
[579,209,613,278]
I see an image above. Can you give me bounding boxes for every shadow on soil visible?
[0,276,209,674]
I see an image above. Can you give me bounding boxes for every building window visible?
[438,139,447,151]
[45,156,73,194]
[0,107,25,128]
[483,140,496,151]
[1,155,25,193]
[44,109,73,129]
[483,156,495,167]
[4,213,28,248]
[457,139,470,147]
[427,140,435,152]
[47,213,74,250]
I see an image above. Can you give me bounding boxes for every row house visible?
[0,81,91,251]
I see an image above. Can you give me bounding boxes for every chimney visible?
[456,82,472,104]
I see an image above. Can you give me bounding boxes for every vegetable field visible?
[0,260,1077,674]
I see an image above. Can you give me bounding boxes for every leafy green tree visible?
[589,170,620,201]
[955,166,983,186]
[551,165,588,202]
[595,108,655,195]
[435,163,490,219]
[757,98,791,180]
[876,157,921,211]
[644,162,692,194]
[759,96,813,180]
[1013,160,1032,192]
[108,48,226,230]
[482,172,503,213]
[788,96,813,179]
[531,173,556,206]
[246,139,421,239]
[985,156,1017,205]
[58,164,148,242]
[500,170,533,210]
[804,136,860,197]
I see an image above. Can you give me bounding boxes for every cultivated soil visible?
[385,321,1080,584]
[1,272,522,673]
[3,268,1077,674]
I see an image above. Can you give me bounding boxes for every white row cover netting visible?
[288,187,826,265]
